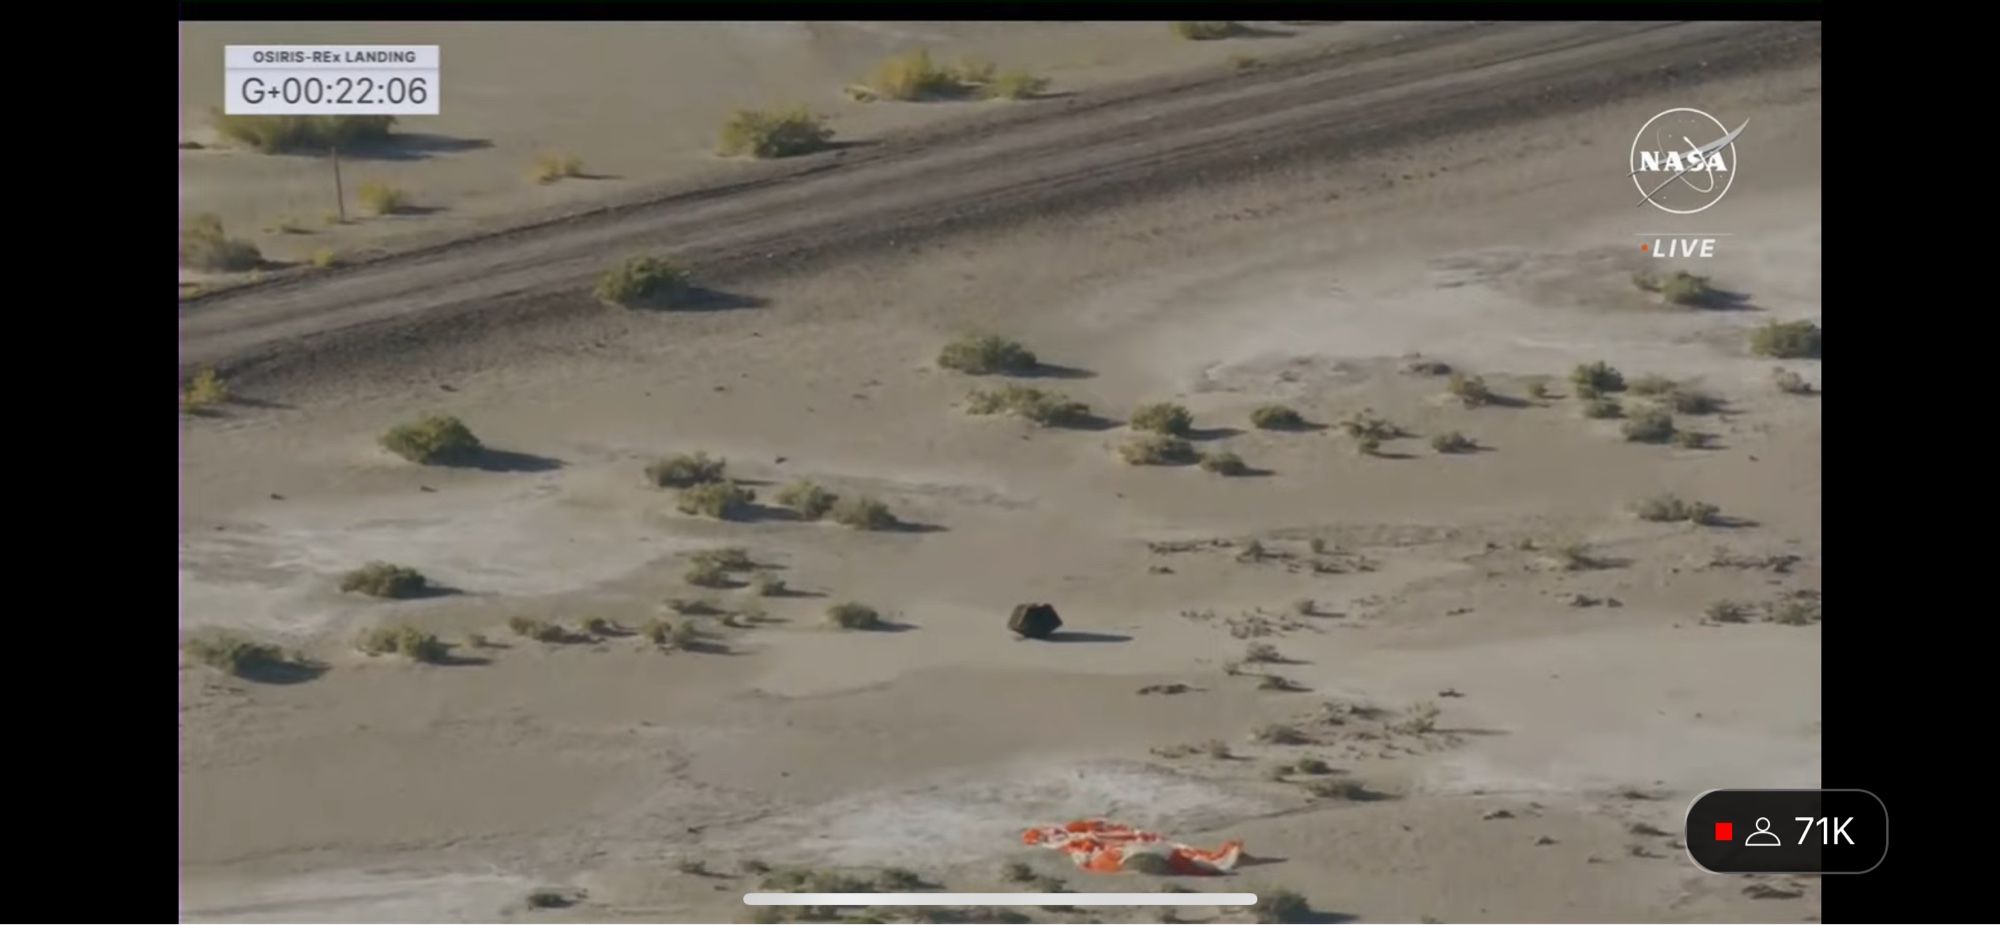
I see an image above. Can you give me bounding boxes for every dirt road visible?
[178,21,1818,385]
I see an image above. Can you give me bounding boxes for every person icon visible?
[1745,817,1782,847]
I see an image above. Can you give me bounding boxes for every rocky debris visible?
[1008,603,1063,639]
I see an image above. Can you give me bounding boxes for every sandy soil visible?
[179,20,1823,925]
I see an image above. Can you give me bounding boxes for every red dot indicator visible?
[1714,821,1734,842]
[1641,242,1650,252]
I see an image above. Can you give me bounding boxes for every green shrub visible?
[1200,451,1249,476]
[1751,320,1821,359]
[1249,405,1305,429]
[1173,21,1244,40]
[718,106,834,158]
[1628,374,1677,396]
[831,495,899,530]
[826,602,883,630]
[210,112,396,153]
[1430,431,1475,454]
[646,452,726,488]
[1252,888,1311,924]
[1772,367,1814,394]
[987,71,1050,100]
[356,624,447,663]
[1571,361,1626,395]
[339,562,429,599]
[357,181,411,216]
[184,632,290,677]
[380,415,482,465]
[533,152,584,184]
[677,480,757,520]
[1120,434,1197,465]
[1582,397,1623,419]
[181,368,230,413]
[1447,373,1492,407]
[965,385,1093,427]
[863,49,970,100]
[776,480,838,519]
[1621,408,1676,443]
[179,213,262,271]
[310,247,342,268]
[938,334,1038,375]
[1130,402,1194,436]
[595,256,693,308]
[1633,493,1719,525]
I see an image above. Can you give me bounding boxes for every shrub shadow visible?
[340,133,495,161]
[460,449,565,473]
[626,287,768,313]
[1478,393,1533,409]
[384,204,448,217]
[1256,421,1328,433]
[1185,427,1244,442]
[1368,451,1419,460]
[886,520,949,534]
[237,659,330,685]
[1706,515,1761,529]
[1220,466,1278,478]
[229,396,296,410]
[1049,414,1122,432]
[1017,363,1096,380]
[857,620,918,633]
[435,651,492,667]
[1038,631,1133,643]
[1687,288,1758,311]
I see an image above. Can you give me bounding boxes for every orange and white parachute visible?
[1021,820,1244,875]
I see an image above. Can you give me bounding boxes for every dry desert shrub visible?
[1120,434,1198,465]
[647,452,727,488]
[826,602,883,630]
[1628,374,1677,396]
[180,213,262,271]
[776,479,838,519]
[211,112,396,152]
[357,181,411,215]
[1706,600,1751,623]
[1447,373,1493,407]
[1252,888,1311,924]
[1249,404,1306,429]
[1634,494,1720,525]
[1200,451,1249,476]
[1430,431,1475,454]
[1570,361,1626,397]
[1581,397,1623,419]
[831,495,899,530]
[718,106,834,158]
[184,632,292,677]
[1751,320,1821,359]
[987,70,1050,100]
[181,368,229,413]
[533,152,585,183]
[340,562,429,598]
[355,624,447,663]
[595,256,693,308]
[380,415,482,464]
[1131,402,1195,436]
[1772,367,1815,394]
[939,334,1039,374]
[965,385,1093,427]
[677,480,757,520]
[1173,21,1245,40]
[1621,408,1677,443]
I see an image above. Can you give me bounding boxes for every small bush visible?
[525,890,573,910]
[1253,723,1310,745]
[1621,408,1676,443]
[776,480,838,519]
[212,112,396,153]
[664,598,722,616]
[380,415,482,465]
[1527,381,1554,400]
[831,496,899,530]
[1173,21,1244,40]
[1295,757,1331,775]
[677,859,709,876]
[826,602,883,630]
[1751,320,1821,359]
[1674,430,1711,449]
[1252,888,1311,924]
[1628,374,1677,396]
[356,624,447,663]
[582,617,614,636]
[1571,361,1626,395]
[718,106,835,158]
[1200,451,1249,476]
[939,334,1039,375]
[1633,494,1720,525]
[340,562,429,599]
[1706,600,1750,623]
[1447,373,1492,407]
[181,368,230,412]
[988,71,1051,100]
[1355,435,1382,456]
[1309,538,1327,555]
[687,559,733,588]
[1772,367,1814,394]
[1131,403,1194,435]
[646,452,726,488]
[357,181,411,216]
[509,617,569,643]
[965,385,1093,427]
[678,480,757,520]
[753,574,788,597]
[1668,389,1721,415]
[595,256,693,308]
[1249,405,1305,429]
[180,213,262,271]
[691,547,755,571]
[1244,642,1282,663]
[184,632,290,677]
[1340,409,1399,441]
[1120,434,1198,466]
[1307,779,1372,801]
[877,868,923,891]
[1430,431,1475,454]
[1768,600,1818,626]
[1582,397,1623,419]
[533,152,585,184]
[1001,860,1035,883]
[1397,701,1441,734]
[863,48,970,100]
[310,247,341,268]
[1658,271,1715,306]
[642,619,674,646]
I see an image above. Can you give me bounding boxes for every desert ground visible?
[179,20,1824,924]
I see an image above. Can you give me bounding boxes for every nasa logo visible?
[1629,108,1746,215]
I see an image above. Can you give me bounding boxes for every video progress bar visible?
[744,893,1259,907]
